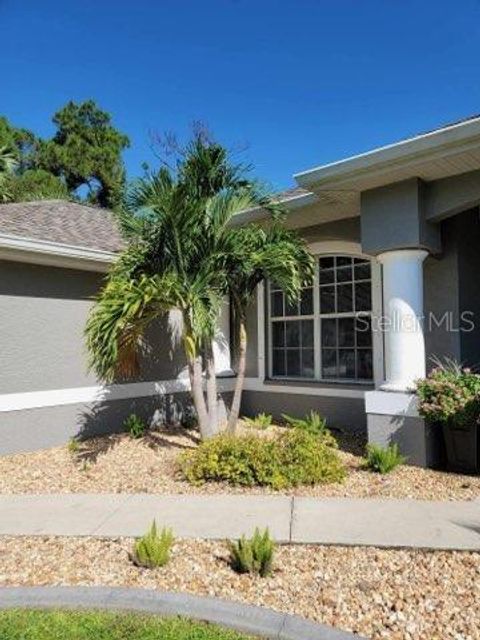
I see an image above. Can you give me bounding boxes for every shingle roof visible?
[0,200,124,253]
[274,186,311,201]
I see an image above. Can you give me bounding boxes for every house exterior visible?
[2,117,480,462]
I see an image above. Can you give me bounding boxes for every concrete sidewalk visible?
[0,494,479,550]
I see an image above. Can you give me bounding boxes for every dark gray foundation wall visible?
[0,392,232,456]
[240,390,366,432]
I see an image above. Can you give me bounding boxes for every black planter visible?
[442,421,480,474]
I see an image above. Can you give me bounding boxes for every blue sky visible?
[2,0,480,191]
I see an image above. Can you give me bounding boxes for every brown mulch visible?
[0,425,478,500]
[0,535,478,640]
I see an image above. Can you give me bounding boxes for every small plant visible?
[124,413,147,439]
[243,412,273,430]
[67,437,80,454]
[282,410,336,444]
[364,443,406,474]
[131,520,174,569]
[228,528,275,577]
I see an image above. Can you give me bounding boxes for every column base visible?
[365,390,443,468]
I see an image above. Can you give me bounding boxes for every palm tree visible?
[222,223,314,432]
[86,134,313,439]
[0,146,18,202]
[86,150,259,439]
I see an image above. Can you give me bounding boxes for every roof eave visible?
[0,233,117,273]
[233,191,317,226]
[295,117,480,191]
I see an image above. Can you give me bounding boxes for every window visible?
[268,255,374,382]
[270,283,315,378]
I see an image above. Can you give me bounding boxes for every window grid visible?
[268,255,374,383]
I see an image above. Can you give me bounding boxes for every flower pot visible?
[442,421,480,474]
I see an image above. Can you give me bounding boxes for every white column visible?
[213,297,233,376]
[378,249,428,392]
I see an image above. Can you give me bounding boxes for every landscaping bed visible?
[0,535,478,640]
[0,425,479,500]
[0,609,250,640]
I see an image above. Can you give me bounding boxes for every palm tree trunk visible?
[186,354,213,440]
[226,315,247,434]
[205,341,219,436]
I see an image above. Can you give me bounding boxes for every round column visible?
[378,249,428,392]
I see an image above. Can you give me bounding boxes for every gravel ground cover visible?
[0,536,478,640]
[0,426,478,500]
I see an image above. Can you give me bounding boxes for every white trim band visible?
[0,377,367,413]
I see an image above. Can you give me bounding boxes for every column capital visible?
[377,248,429,265]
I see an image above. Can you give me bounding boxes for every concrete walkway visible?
[0,494,479,550]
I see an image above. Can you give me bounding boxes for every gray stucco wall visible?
[423,208,480,369]
[457,209,480,368]
[0,260,186,395]
[361,178,441,255]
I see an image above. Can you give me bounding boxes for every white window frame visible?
[261,240,384,387]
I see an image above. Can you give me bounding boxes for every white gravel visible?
[0,536,478,640]
[0,427,478,501]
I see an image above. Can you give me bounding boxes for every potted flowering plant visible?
[416,360,480,474]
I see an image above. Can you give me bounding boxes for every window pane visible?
[337,283,353,312]
[286,350,301,376]
[321,318,337,347]
[322,349,337,378]
[285,295,299,316]
[354,262,371,280]
[319,269,334,285]
[272,349,285,376]
[355,281,372,312]
[355,316,372,347]
[271,291,283,317]
[319,256,334,270]
[286,321,300,347]
[301,349,315,377]
[301,320,314,348]
[320,286,335,313]
[272,322,285,348]
[337,256,352,268]
[357,349,373,379]
[300,288,313,315]
[338,349,356,378]
[338,317,355,347]
[336,265,352,282]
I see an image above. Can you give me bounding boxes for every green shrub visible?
[243,412,273,430]
[228,528,275,577]
[124,413,147,439]
[416,360,480,428]
[131,520,174,568]
[364,443,406,474]
[179,429,345,489]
